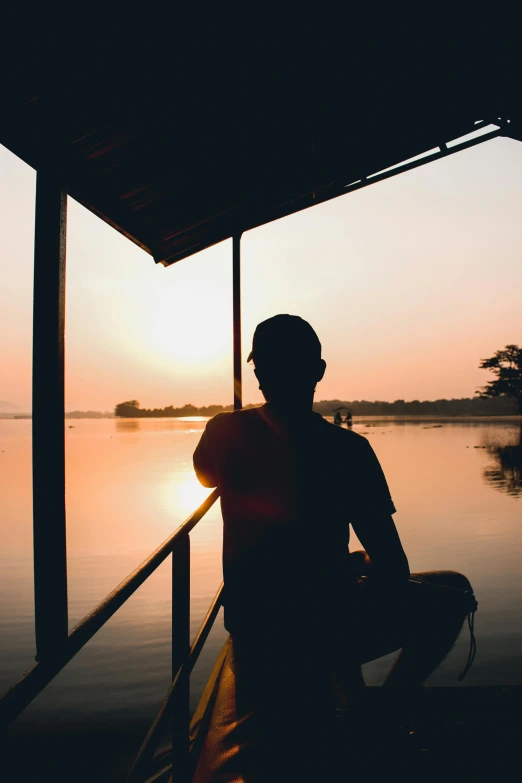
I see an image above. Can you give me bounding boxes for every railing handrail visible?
[127,582,225,782]
[0,488,220,726]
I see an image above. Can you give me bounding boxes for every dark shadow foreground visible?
[192,637,519,782]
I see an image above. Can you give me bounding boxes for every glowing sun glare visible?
[164,475,211,518]
[146,289,229,365]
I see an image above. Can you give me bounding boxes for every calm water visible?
[1,416,521,776]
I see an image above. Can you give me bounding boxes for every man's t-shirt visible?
[193,405,396,636]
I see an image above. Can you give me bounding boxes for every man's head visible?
[248,315,326,404]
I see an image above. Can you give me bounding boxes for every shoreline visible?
[2,413,520,423]
[345,414,522,423]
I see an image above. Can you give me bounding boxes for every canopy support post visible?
[32,172,68,659]
[171,534,190,780]
[233,234,242,410]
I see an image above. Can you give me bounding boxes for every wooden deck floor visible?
[333,686,520,781]
[182,638,520,782]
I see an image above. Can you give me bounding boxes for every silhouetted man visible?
[193,315,476,772]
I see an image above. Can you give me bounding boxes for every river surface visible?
[1,416,521,778]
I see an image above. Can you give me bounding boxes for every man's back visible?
[191,316,475,759]
[193,404,395,635]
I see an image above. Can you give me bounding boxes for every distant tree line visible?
[313,396,518,416]
[114,396,519,418]
[114,400,236,418]
[115,348,522,418]
[65,411,113,419]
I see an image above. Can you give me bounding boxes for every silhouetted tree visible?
[477,345,522,415]
[115,400,142,417]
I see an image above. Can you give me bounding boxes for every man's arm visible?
[193,414,225,488]
[351,512,410,588]
[350,437,410,588]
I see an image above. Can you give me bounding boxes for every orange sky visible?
[1,136,521,412]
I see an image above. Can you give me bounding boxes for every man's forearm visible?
[352,513,410,586]
[365,551,410,587]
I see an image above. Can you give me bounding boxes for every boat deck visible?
[333,685,520,780]
[182,639,520,782]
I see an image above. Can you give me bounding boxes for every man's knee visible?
[409,570,476,620]
[412,569,473,594]
[439,570,473,594]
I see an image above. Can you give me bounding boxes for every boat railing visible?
[2,176,244,783]
[0,487,222,782]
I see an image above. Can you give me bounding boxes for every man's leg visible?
[231,630,335,781]
[344,551,475,686]
[336,553,476,753]
[382,570,474,688]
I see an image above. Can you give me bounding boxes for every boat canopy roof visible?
[1,19,519,267]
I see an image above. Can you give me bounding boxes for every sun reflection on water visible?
[163,473,212,519]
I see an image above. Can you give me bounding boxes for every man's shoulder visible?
[314,414,370,450]
[206,406,262,432]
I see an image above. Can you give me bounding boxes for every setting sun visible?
[144,286,231,366]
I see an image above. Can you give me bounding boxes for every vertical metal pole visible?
[32,172,68,658]
[233,234,242,410]
[171,535,190,780]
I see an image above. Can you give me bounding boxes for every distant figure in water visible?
[193,315,476,776]
[334,410,342,425]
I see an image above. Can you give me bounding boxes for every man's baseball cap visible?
[247,314,322,367]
